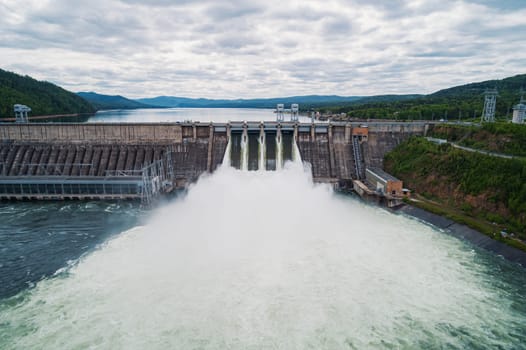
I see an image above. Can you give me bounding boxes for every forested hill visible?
[0,69,95,118]
[384,137,526,247]
[136,95,366,109]
[329,74,526,120]
[77,92,154,110]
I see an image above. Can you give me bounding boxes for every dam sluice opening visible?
[281,131,293,164]
[247,131,259,171]
[265,131,276,171]
[227,130,298,170]
[229,133,242,170]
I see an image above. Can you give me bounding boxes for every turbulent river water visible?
[0,162,525,349]
[1,109,525,348]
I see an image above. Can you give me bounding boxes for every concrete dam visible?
[0,122,429,203]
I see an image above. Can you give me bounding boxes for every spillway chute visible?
[258,133,266,171]
[241,132,249,171]
[222,126,301,171]
[222,139,231,168]
[276,134,283,170]
[292,137,301,164]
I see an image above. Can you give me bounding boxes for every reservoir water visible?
[0,109,525,348]
[86,107,312,123]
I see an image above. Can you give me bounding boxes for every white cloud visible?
[0,0,524,98]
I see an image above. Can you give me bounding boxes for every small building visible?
[351,125,369,142]
[512,103,526,124]
[365,167,403,197]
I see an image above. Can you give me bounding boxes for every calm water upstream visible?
[0,109,524,349]
[86,107,312,123]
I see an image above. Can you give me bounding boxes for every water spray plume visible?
[0,164,524,349]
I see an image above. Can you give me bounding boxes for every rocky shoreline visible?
[394,204,526,267]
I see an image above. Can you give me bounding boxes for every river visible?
[0,109,524,349]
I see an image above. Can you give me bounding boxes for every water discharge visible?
[258,133,266,171]
[240,133,249,171]
[276,134,283,170]
[0,163,525,349]
[292,138,301,163]
[222,139,232,168]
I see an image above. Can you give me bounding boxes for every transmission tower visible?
[481,88,498,123]
[512,88,526,124]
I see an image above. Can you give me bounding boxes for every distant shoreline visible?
[0,113,95,122]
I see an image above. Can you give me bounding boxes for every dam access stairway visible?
[0,121,429,203]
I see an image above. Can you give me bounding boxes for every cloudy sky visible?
[1,0,525,99]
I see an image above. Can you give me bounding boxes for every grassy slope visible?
[429,123,526,157]
[384,137,526,250]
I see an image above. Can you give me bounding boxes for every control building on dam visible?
[0,122,429,203]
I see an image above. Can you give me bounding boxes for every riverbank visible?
[384,137,526,244]
[393,204,526,267]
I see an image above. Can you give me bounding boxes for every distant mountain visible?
[0,69,96,118]
[5,67,522,121]
[77,92,156,110]
[136,95,365,109]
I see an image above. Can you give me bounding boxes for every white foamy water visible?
[0,164,525,349]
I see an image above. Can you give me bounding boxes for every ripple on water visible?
[0,201,142,299]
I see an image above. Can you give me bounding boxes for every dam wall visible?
[296,122,428,183]
[296,124,355,183]
[0,121,428,201]
[0,123,225,202]
[361,122,429,169]
[0,123,184,143]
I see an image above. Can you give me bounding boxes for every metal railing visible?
[352,136,365,180]
[0,148,176,205]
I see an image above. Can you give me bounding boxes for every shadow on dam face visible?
[281,131,293,163]
[248,132,259,171]
[230,133,242,170]
[265,131,276,171]
[228,130,294,171]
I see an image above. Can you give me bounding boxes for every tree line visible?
[323,74,526,121]
[0,69,95,118]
